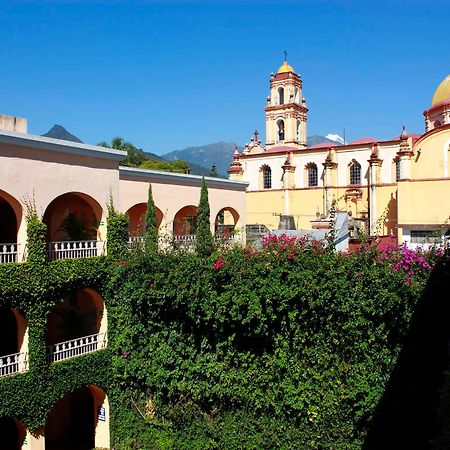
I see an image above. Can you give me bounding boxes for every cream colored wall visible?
[292,152,326,188]
[244,155,285,191]
[246,190,284,230]
[118,177,247,235]
[397,179,450,226]
[373,185,398,236]
[0,143,120,251]
[411,128,450,179]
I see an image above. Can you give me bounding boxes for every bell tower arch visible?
[265,58,308,149]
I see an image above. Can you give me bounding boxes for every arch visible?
[0,416,26,449]
[259,165,272,189]
[46,288,107,352]
[0,189,22,244]
[43,192,102,242]
[305,163,318,187]
[0,308,27,356]
[45,385,109,450]
[276,119,285,142]
[277,86,284,105]
[296,120,301,142]
[295,87,300,103]
[349,160,361,185]
[173,205,198,235]
[214,207,240,236]
[126,203,164,236]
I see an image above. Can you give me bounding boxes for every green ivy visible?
[0,224,448,449]
[106,199,129,260]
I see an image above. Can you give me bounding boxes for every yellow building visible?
[229,61,450,248]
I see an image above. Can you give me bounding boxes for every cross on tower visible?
[253,130,259,142]
[284,50,287,61]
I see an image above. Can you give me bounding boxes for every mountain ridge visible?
[41,125,343,178]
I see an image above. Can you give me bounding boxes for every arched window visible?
[261,165,272,189]
[276,119,285,142]
[307,163,318,187]
[349,160,361,185]
[278,87,284,105]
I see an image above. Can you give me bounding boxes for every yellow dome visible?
[431,75,450,106]
[277,60,295,74]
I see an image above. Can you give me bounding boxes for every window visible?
[278,87,284,105]
[276,120,285,142]
[410,230,441,244]
[307,164,318,187]
[262,166,272,189]
[396,159,401,181]
[349,160,361,185]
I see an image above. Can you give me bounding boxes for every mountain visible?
[43,124,83,143]
[162,142,238,177]
[307,135,343,147]
[325,133,345,144]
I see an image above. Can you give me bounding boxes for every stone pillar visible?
[280,153,296,230]
[397,127,413,181]
[368,146,383,235]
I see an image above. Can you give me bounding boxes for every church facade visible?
[229,61,450,248]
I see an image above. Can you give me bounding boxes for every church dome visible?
[431,75,450,106]
[277,60,295,74]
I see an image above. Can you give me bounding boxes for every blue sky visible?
[1,1,449,154]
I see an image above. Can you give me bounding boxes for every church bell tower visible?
[265,57,308,149]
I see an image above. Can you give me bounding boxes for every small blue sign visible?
[98,405,106,422]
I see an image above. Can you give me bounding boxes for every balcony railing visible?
[128,236,144,246]
[173,234,196,246]
[0,243,18,263]
[46,332,107,363]
[0,351,28,377]
[48,240,104,260]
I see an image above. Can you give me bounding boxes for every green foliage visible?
[140,159,190,174]
[99,137,147,167]
[0,257,111,431]
[24,201,47,265]
[210,164,218,177]
[195,177,215,256]
[106,198,129,260]
[144,184,158,253]
[0,235,447,449]
[105,245,438,448]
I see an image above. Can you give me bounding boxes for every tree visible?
[98,137,146,167]
[210,164,218,177]
[106,196,129,260]
[144,183,158,253]
[195,177,215,256]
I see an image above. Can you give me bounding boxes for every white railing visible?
[0,352,27,377]
[46,332,107,363]
[48,240,104,260]
[174,234,196,246]
[128,236,144,246]
[0,243,18,263]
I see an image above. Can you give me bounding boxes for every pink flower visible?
[214,256,223,270]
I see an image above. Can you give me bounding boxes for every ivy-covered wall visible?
[0,258,112,431]
[0,234,449,449]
